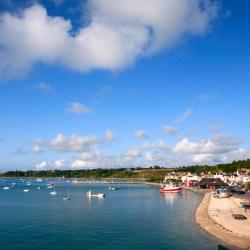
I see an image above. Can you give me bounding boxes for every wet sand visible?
[195,193,250,249]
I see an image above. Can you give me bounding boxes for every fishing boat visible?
[86,191,105,198]
[23,189,29,192]
[3,187,10,190]
[160,182,182,193]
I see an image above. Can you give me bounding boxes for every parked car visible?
[230,189,245,195]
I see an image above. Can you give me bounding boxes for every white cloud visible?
[52,159,67,168]
[36,161,48,170]
[32,145,43,153]
[35,159,67,170]
[164,125,177,135]
[125,148,141,158]
[174,108,193,125]
[134,130,147,138]
[104,130,117,142]
[173,136,240,155]
[66,102,92,115]
[0,1,217,79]
[31,138,45,145]
[142,140,168,150]
[71,159,97,169]
[33,82,54,95]
[50,134,99,152]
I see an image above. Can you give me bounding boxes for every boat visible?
[26,182,31,186]
[3,187,10,190]
[50,185,57,196]
[37,186,41,190]
[36,178,42,182]
[63,188,71,201]
[86,191,105,198]
[160,182,182,193]
[108,186,118,191]
[47,182,54,189]
[23,189,29,192]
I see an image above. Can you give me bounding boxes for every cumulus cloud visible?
[50,134,99,152]
[36,161,48,171]
[36,159,67,170]
[0,1,217,79]
[66,102,92,115]
[173,136,240,155]
[134,130,147,138]
[31,145,43,153]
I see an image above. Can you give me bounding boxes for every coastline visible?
[195,192,250,249]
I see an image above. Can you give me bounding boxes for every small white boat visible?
[23,189,29,192]
[47,186,53,189]
[108,186,118,191]
[36,178,42,182]
[26,182,31,186]
[86,191,105,198]
[3,187,10,190]
[50,185,57,196]
[63,188,71,201]
[37,186,41,190]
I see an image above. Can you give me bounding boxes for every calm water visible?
[0,178,222,250]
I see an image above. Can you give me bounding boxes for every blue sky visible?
[0,0,250,171]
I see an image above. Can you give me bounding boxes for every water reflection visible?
[160,192,180,205]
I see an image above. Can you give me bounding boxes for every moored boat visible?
[108,186,118,191]
[86,191,105,198]
[160,182,182,193]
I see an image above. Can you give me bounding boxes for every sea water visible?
[0,178,222,250]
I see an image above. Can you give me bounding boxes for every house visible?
[181,173,201,186]
[164,172,181,182]
[199,178,226,189]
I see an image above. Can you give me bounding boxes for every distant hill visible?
[1,159,250,180]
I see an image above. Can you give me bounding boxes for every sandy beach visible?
[195,193,250,249]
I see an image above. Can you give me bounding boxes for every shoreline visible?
[195,192,250,249]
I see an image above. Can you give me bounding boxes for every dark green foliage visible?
[1,159,250,179]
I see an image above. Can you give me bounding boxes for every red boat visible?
[160,183,182,193]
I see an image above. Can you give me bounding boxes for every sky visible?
[0,0,250,171]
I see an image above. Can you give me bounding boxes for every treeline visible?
[175,159,250,174]
[1,159,250,179]
[1,168,137,178]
